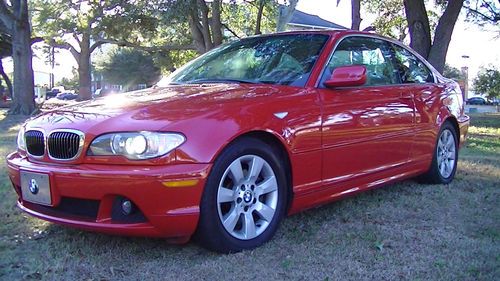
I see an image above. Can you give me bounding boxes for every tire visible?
[195,137,288,253]
[419,122,458,184]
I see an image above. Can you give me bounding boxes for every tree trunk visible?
[427,0,464,73]
[403,0,432,59]
[77,33,92,100]
[276,0,298,32]
[9,1,35,115]
[189,17,207,54]
[189,0,209,54]
[255,0,265,35]
[0,59,13,98]
[211,0,223,46]
[198,0,213,51]
[351,0,362,30]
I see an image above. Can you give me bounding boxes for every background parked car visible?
[46,86,65,99]
[467,96,486,105]
[56,91,78,100]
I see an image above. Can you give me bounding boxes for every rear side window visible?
[391,44,434,84]
[320,36,400,87]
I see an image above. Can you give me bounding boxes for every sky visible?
[2,0,499,86]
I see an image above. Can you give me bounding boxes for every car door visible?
[389,43,444,164]
[315,36,415,187]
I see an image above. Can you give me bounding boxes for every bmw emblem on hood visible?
[29,179,39,195]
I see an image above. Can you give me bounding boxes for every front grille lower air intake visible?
[25,130,45,156]
[47,131,82,160]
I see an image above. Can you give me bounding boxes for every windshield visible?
[159,34,329,87]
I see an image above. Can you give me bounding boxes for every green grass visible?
[0,110,499,280]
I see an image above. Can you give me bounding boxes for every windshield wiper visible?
[184,78,260,84]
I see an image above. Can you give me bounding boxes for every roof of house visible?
[289,9,348,30]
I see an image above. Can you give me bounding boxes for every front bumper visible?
[7,152,211,239]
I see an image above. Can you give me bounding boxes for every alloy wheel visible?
[436,128,456,179]
[216,155,278,240]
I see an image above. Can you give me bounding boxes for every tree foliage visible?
[443,64,466,80]
[95,47,161,88]
[32,0,162,100]
[364,0,408,40]
[58,69,79,91]
[224,0,278,36]
[31,0,282,100]
[473,67,500,99]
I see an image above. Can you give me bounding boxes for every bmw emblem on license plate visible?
[29,178,39,194]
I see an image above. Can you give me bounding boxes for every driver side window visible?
[320,37,400,87]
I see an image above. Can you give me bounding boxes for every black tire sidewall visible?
[196,138,288,253]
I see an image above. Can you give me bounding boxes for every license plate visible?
[20,171,52,206]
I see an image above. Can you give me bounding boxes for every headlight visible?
[17,127,26,151]
[88,132,185,160]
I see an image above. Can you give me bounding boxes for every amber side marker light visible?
[162,179,199,188]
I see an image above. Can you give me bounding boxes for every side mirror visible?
[323,65,367,88]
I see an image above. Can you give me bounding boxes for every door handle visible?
[400,92,413,99]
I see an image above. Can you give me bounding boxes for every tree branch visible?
[31,36,44,45]
[467,7,499,23]
[222,23,240,39]
[90,38,196,54]
[73,33,81,45]
[51,42,80,62]
[0,0,15,32]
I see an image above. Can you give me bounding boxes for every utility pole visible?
[50,45,55,89]
[461,55,470,101]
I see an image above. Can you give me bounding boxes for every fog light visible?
[121,199,133,215]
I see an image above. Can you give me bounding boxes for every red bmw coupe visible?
[7,30,469,252]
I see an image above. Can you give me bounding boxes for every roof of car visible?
[273,29,384,38]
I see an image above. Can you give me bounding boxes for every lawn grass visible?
[0,110,498,280]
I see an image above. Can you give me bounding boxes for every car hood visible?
[25,83,281,134]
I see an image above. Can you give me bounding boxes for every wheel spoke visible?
[229,160,244,183]
[448,151,456,160]
[438,138,444,151]
[444,160,451,174]
[218,187,234,203]
[257,176,277,195]
[443,130,450,144]
[440,161,446,176]
[248,157,264,181]
[242,213,256,239]
[255,202,275,222]
[223,207,240,232]
[446,134,454,148]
